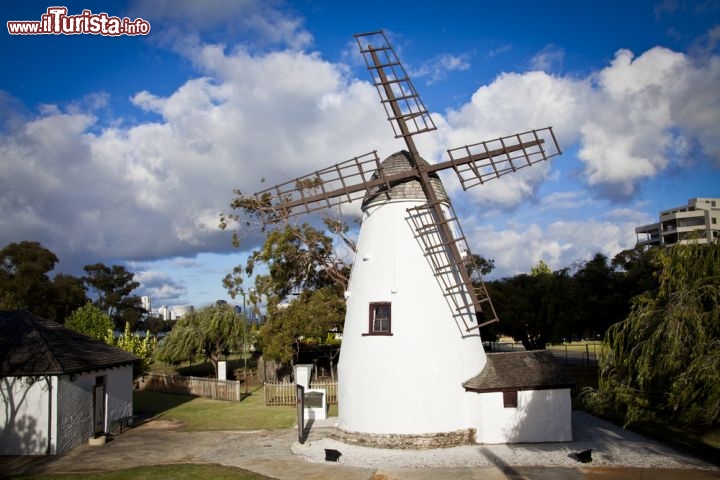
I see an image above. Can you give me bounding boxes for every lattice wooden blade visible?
[407,200,499,331]
[444,127,561,190]
[250,151,384,222]
[355,31,436,140]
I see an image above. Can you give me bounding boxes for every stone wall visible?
[331,427,476,449]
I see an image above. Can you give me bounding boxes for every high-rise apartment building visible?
[636,197,719,246]
[141,295,151,313]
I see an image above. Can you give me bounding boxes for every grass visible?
[15,464,274,480]
[547,341,602,352]
[149,355,248,379]
[133,389,297,431]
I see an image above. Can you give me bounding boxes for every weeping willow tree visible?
[584,242,720,427]
[157,303,244,378]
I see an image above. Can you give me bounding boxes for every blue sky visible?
[2,0,719,310]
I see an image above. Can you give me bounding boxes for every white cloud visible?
[133,269,187,303]
[432,46,719,207]
[0,38,395,274]
[530,45,565,72]
[468,215,643,279]
[1,17,717,303]
[412,52,472,85]
[128,0,313,50]
[579,47,720,197]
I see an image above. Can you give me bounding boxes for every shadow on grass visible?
[133,390,196,419]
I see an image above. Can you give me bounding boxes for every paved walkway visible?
[2,414,719,479]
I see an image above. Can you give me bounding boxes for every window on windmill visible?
[367,302,392,335]
[503,390,518,408]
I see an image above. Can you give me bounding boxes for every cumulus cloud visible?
[434,45,719,207]
[0,37,394,275]
[133,269,187,304]
[468,214,647,279]
[1,14,718,298]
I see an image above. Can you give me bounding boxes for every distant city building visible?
[172,305,194,318]
[141,295,151,313]
[158,305,172,321]
[636,197,719,246]
[155,305,194,320]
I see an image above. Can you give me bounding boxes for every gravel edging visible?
[292,412,719,471]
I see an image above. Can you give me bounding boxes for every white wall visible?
[469,388,573,444]
[57,366,133,453]
[57,373,93,452]
[338,200,486,435]
[0,376,57,455]
[105,366,133,426]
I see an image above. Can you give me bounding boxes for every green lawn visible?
[149,355,248,379]
[133,389,297,431]
[16,464,273,480]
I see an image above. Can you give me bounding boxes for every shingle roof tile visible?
[0,310,138,376]
[463,350,575,392]
[362,151,448,209]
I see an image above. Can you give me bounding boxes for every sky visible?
[1,0,719,310]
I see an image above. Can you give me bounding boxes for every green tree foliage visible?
[221,202,351,371]
[0,241,59,318]
[65,303,115,341]
[83,263,143,329]
[114,322,157,379]
[157,304,244,377]
[573,253,628,337]
[585,243,720,427]
[65,303,155,378]
[0,241,90,322]
[52,273,89,324]
[490,267,575,349]
[258,286,345,364]
[530,259,552,276]
[224,222,350,302]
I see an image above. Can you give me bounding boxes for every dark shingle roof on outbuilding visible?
[0,310,138,376]
[463,350,575,393]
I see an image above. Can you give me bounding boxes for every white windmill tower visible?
[247,31,561,445]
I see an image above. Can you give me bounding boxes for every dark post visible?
[296,384,305,444]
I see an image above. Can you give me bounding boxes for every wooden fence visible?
[141,373,242,402]
[264,381,338,406]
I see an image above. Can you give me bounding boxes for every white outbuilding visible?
[463,350,575,443]
[0,310,138,455]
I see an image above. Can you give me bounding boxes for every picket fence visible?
[264,381,338,406]
[141,373,242,402]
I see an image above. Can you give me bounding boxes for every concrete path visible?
[2,414,719,480]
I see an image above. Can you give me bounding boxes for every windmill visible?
[250,31,561,443]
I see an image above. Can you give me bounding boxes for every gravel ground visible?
[292,412,719,471]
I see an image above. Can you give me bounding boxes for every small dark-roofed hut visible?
[463,351,575,443]
[0,310,138,455]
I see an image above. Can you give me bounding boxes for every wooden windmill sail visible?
[251,30,561,331]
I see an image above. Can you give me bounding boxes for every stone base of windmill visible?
[331,427,476,449]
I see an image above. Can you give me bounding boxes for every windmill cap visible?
[361,150,449,210]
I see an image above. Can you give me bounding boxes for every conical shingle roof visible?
[362,150,448,210]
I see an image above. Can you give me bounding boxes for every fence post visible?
[586,344,590,367]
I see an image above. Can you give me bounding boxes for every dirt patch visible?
[138,418,187,430]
